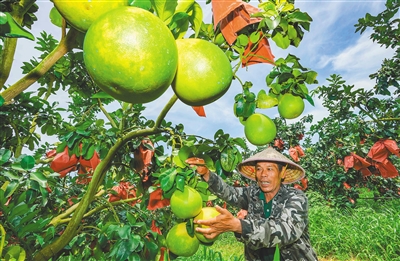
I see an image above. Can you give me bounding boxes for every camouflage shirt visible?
[207,172,318,261]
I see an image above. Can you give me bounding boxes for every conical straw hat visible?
[237,147,305,184]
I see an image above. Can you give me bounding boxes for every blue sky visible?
[8,0,395,147]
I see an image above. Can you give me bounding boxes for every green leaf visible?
[127,212,137,226]
[186,218,195,237]
[234,98,245,117]
[305,94,315,106]
[4,180,19,198]
[232,137,247,149]
[189,2,203,38]
[269,83,282,94]
[150,0,177,22]
[19,209,40,226]
[0,12,35,40]
[249,31,261,43]
[173,154,186,168]
[56,141,67,153]
[263,16,280,30]
[131,0,152,10]
[39,186,49,206]
[287,11,312,23]
[215,160,226,179]
[128,253,141,261]
[4,245,26,261]
[220,146,237,172]
[160,169,177,192]
[9,203,29,220]
[1,170,22,180]
[236,34,249,47]
[18,221,45,237]
[176,0,194,13]
[176,174,185,191]
[0,95,4,106]
[178,145,194,163]
[272,32,290,49]
[281,3,294,12]
[117,225,131,240]
[287,24,297,39]
[305,71,318,84]
[110,240,131,261]
[0,148,12,165]
[278,72,294,84]
[257,89,279,109]
[49,7,63,27]
[169,12,189,39]
[84,144,96,160]
[21,155,35,170]
[242,101,256,118]
[30,172,48,188]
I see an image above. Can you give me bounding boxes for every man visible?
[187,147,318,261]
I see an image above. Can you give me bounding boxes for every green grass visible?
[309,197,400,261]
[178,191,400,261]
[177,233,244,261]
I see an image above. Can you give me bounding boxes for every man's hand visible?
[194,205,242,239]
[185,157,210,181]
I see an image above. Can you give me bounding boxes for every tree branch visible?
[0,0,36,87]
[0,28,82,104]
[33,93,178,261]
[98,98,118,129]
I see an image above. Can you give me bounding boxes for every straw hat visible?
[237,147,305,184]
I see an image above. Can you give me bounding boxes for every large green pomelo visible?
[244,113,277,146]
[83,7,178,104]
[170,185,203,219]
[194,207,221,243]
[172,39,233,106]
[53,0,127,32]
[166,222,200,257]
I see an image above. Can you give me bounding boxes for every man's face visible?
[255,162,284,195]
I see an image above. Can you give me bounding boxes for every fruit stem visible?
[0,28,81,105]
[155,94,178,127]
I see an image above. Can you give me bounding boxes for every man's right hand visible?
[185,157,210,181]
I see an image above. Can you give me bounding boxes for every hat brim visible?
[237,148,305,184]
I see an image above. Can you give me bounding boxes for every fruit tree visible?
[0,0,399,260]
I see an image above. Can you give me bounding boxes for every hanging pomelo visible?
[52,0,127,32]
[172,38,233,106]
[83,7,178,104]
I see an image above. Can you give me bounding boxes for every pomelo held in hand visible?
[172,39,233,106]
[278,93,305,119]
[170,185,202,219]
[53,0,127,32]
[194,207,221,243]
[83,7,178,104]
[244,113,277,146]
[166,222,200,257]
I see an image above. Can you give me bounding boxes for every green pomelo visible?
[278,93,305,119]
[172,38,233,106]
[83,7,178,104]
[53,0,127,32]
[170,186,203,219]
[166,222,200,257]
[244,113,277,146]
[194,207,221,243]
